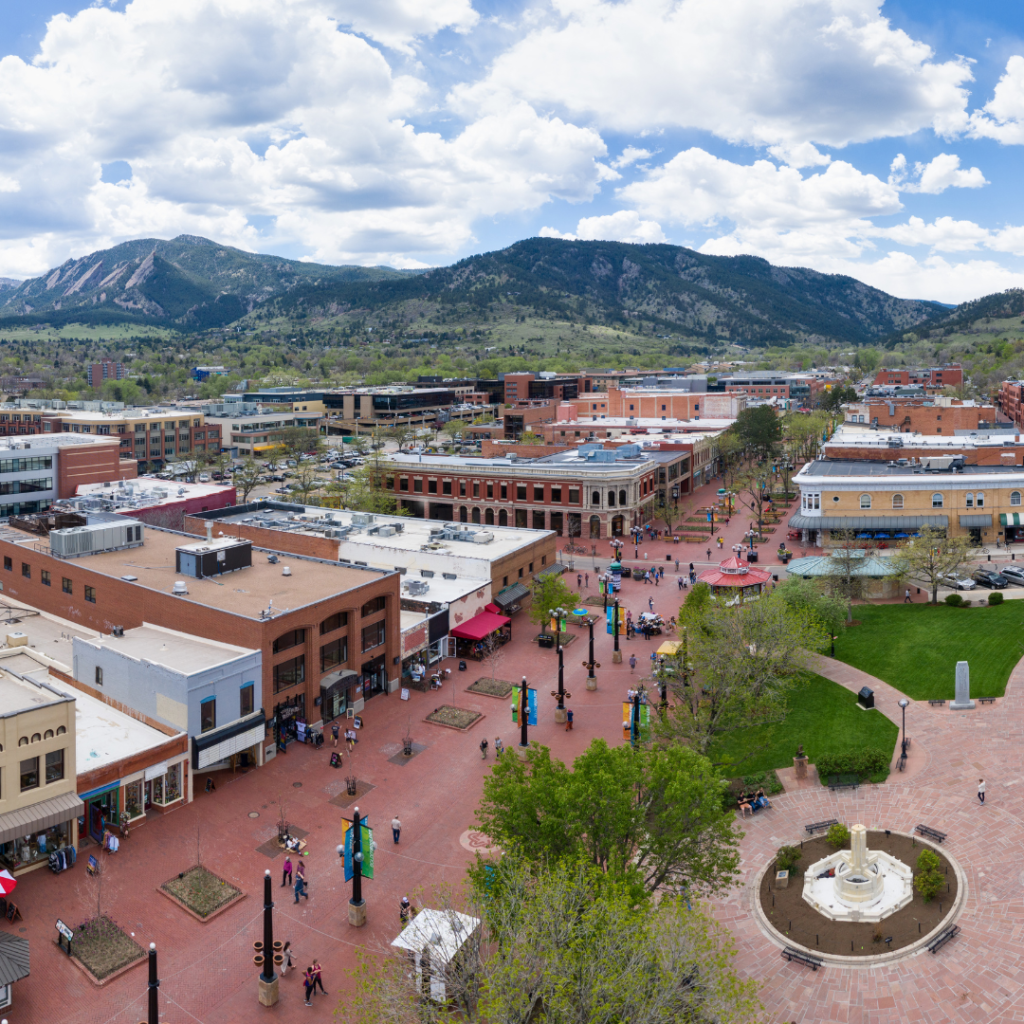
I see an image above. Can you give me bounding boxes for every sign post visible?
[56,918,74,956]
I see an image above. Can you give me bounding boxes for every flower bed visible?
[72,916,145,981]
[161,866,244,920]
[426,705,483,730]
[467,677,514,698]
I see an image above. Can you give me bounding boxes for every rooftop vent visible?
[172,580,189,596]
[283,566,292,576]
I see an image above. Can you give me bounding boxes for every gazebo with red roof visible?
[697,555,773,600]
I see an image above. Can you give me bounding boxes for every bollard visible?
[816,934,819,946]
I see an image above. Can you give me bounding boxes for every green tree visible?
[776,576,848,637]
[476,739,741,897]
[528,572,579,632]
[649,494,685,536]
[343,454,408,516]
[817,384,858,413]
[888,526,973,604]
[733,405,782,461]
[914,848,943,902]
[232,457,263,502]
[280,425,324,460]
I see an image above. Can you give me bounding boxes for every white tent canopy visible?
[391,908,480,1002]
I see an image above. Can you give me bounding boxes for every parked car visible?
[999,565,1024,585]
[198,473,210,483]
[940,572,976,590]
[971,569,1009,589]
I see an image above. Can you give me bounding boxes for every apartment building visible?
[843,398,999,434]
[0,512,402,740]
[385,444,687,538]
[206,410,321,456]
[872,365,963,389]
[998,380,1024,430]
[87,361,127,389]
[570,387,745,421]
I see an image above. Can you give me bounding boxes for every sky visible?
[2,0,1024,304]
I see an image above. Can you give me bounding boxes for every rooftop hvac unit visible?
[49,520,144,558]
[378,526,396,537]
[472,531,494,544]
[173,581,189,595]
[406,580,430,596]
[351,512,374,526]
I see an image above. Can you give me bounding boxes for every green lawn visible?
[833,602,1024,700]
[708,673,898,777]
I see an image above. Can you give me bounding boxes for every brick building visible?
[71,478,237,531]
[843,398,998,435]
[872,365,963,389]
[998,380,1024,430]
[87,361,128,389]
[569,387,745,421]
[0,513,402,740]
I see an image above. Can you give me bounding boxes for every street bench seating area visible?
[781,946,823,971]
[928,699,946,706]
[928,925,960,954]
[805,818,839,835]
[915,823,947,843]
[828,773,860,792]
[979,697,996,705]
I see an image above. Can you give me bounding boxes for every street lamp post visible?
[520,675,529,748]
[552,606,568,723]
[612,598,622,664]
[898,698,910,769]
[257,869,279,1006]
[583,615,599,691]
[631,687,642,747]
[147,943,159,1024]
[339,806,367,927]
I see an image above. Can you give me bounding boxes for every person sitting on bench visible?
[737,795,754,817]
[753,787,771,810]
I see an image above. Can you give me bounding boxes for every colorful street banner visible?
[605,605,626,635]
[342,818,374,881]
[622,701,651,744]
[514,685,538,726]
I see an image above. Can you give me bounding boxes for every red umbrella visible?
[0,869,17,896]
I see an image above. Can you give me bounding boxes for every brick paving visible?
[4,476,1020,1023]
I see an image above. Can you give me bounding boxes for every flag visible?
[342,818,374,881]
[515,685,537,726]
[605,605,626,634]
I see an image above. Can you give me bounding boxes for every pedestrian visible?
[566,708,574,731]
[480,737,489,759]
[313,959,327,995]
[725,516,730,526]
[654,571,659,586]
[585,573,589,588]
[650,650,657,665]
[689,562,694,575]
[706,547,711,561]
[675,559,679,572]
[282,856,293,888]
[392,815,401,844]
[648,597,654,611]
[346,729,356,754]
[294,874,308,903]
[331,722,340,747]
[904,588,911,603]
[677,576,683,590]
[303,967,314,1006]
[629,654,637,673]
[978,778,986,804]
[577,573,582,588]
[494,736,504,758]
[296,858,306,884]
[281,941,295,976]
[400,895,411,928]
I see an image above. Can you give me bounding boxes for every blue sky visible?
[1,0,1024,304]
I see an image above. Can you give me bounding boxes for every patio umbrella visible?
[894,532,909,538]
[874,533,889,539]
[857,532,871,539]
[0,870,18,897]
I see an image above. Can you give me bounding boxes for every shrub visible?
[776,845,802,874]
[962,599,972,607]
[826,823,850,848]
[944,593,963,607]
[915,848,944,902]
[815,748,891,781]
[742,770,784,795]
[989,592,1004,606]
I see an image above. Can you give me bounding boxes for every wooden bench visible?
[979,697,996,705]
[781,946,823,971]
[927,925,960,954]
[828,773,860,792]
[928,699,946,707]
[805,819,839,836]
[915,823,947,844]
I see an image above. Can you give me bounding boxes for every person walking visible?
[391,815,401,844]
[585,573,589,588]
[400,896,411,928]
[312,960,327,996]
[494,736,504,758]
[577,573,582,588]
[648,596,654,612]
[282,856,293,888]
[480,737,489,759]
[281,941,296,976]
[706,547,711,561]
[629,654,637,673]
[303,967,315,1006]
[346,728,356,754]
[675,559,680,572]
[295,859,307,885]
[331,722,340,747]
[978,778,986,804]
[294,874,308,904]
[565,708,574,731]
[904,588,912,603]
[677,575,684,590]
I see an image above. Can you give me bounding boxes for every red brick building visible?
[843,398,997,434]
[873,365,963,389]
[998,380,1024,430]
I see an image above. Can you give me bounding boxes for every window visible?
[427,479,437,494]
[41,569,50,587]
[932,493,944,508]
[62,577,72,595]
[361,620,386,652]
[399,477,408,491]
[516,484,527,500]
[442,480,452,495]
[459,481,466,497]
[19,757,38,791]
[84,585,96,603]
[361,595,386,616]
[965,492,974,508]
[619,489,626,507]
[569,488,579,503]
[500,483,507,499]
[518,567,524,577]
[472,482,480,498]
[200,698,216,734]
[2,557,9,572]
[413,478,422,493]
[45,749,64,784]
[321,636,348,671]
[859,494,871,509]
[976,492,985,508]
[320,611,348,634]
[592,490,600,505]
[1013,491,1022,507]
[534,485,543,502]
[892,493,904,510]
[95,666,103,686]
[272,628,306,654]
[273,655,305,693]
[240,683,254,718]
[19,562,29,580]
[551,486,562,502]
[486,483,493,498]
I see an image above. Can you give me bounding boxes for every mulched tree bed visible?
[467,677,515,698]
[161,866,245,921]
[760,831,957,957]
[71,915,146,982]
[426,705,483,730]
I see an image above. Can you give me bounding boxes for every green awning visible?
[1001,513,1023,526]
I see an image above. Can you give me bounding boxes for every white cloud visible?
[611,146,652,169]
[540,210,666,243]
[454,0,973,149]
[767,142,832,168]
[322,0,479,54]
[871,215,990,253]
[888,153,987,193]
[969,54,1024,143]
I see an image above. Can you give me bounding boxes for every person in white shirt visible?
[978,778,986,804]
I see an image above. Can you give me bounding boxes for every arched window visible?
[44,729,53,739]
[17,737,27,747]
[31,733,40,743]
[607,490,616,508]
[859,494,872,509]
[592,491,601,506]
[485,508,494,525]
[498,509,508,527]
[892,493,904,510]
[976,492,985,508]
[619,489,626,507]
[932,493,944,508]
[589,515,601,539]
[965,492,974,508]
[1012,491,1021,507]
[56,726,66,736]
[471,507,481,524]
[459,507,468,523]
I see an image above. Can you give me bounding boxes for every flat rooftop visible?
[0,434,120,453]
[75,478,234,508]
[556,417,734,430]
[798,459,1024,479]
[48,408,191,422]
[0,523,391,619]
[0,667,68,716]
[196,502,550,563]
[827,429,1021,450]
[75,623,257,675]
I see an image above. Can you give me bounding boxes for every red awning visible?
[451,610,512,641]
[484,603,502,614]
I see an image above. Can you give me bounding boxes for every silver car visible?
[940,572,976,590]
[1000,565,1024,586]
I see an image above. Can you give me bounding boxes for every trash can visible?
[747,549,759,563]
[857,686,874,709]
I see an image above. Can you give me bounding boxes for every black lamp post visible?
[552,606,568,719]
[520,675,529,748]
[582,615,599,690]
[147,942,159,1024]
[613,598,621,661]
[338,807,367,926]
[631,687,642,747]
[256,868,279,1005]
[898,698,909,761]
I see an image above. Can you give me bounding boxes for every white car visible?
[198,473,210,483]
[940,573,976,591]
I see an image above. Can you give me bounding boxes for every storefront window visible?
[161,764,181,804]
[0,820,71,871]
[124,780,144,820]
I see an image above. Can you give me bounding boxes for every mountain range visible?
[0,234,969,345]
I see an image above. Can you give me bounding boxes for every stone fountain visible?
[802,824,913,923]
